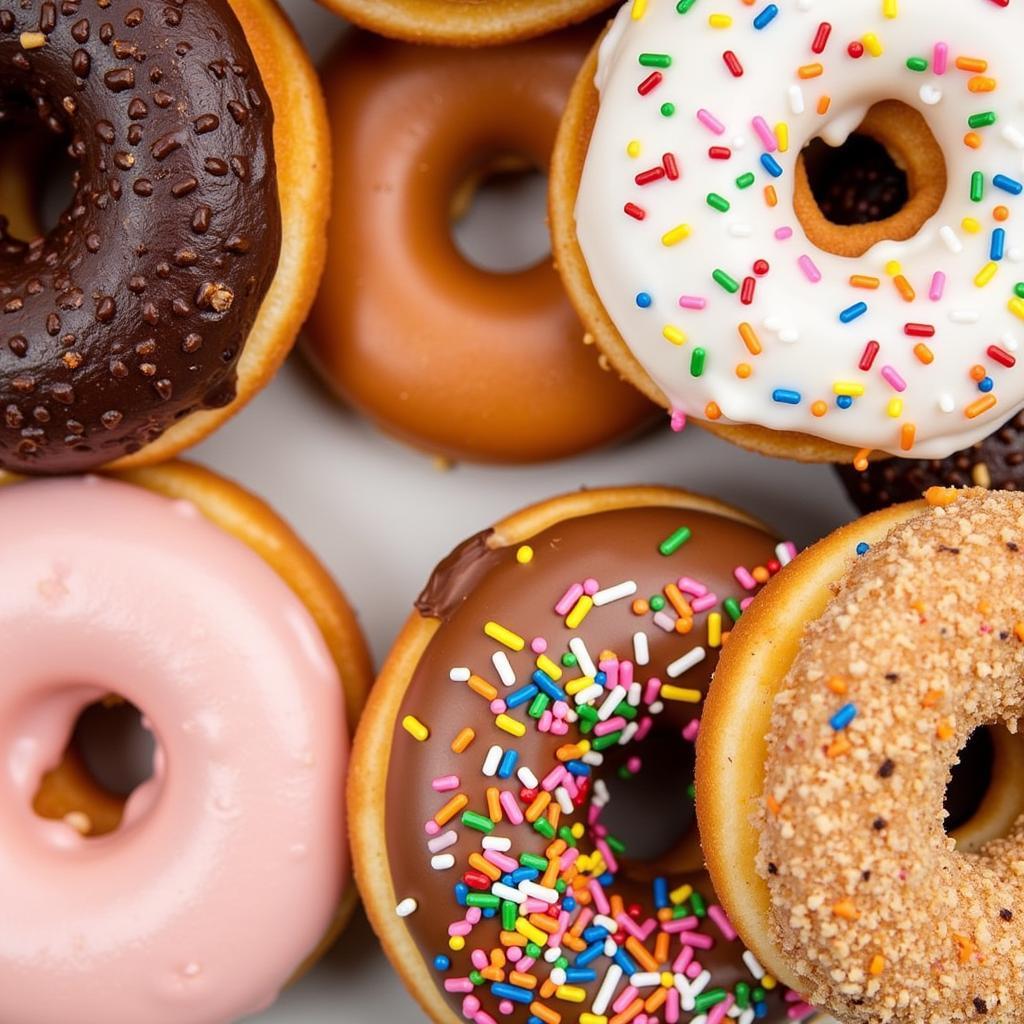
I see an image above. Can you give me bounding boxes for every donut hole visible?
[450,158,552,274]
[945,726,994,834]
[32,698,156,838]
[596,727,703,878]
[795,100,947,258]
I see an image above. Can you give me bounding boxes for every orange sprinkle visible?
[631,598,649,615]
[539,978,557,999]
[451,728,475,753]
[832,899,860,921]
[664,582,692,618]
[925,486,959,506]
[798,62,824,78]
[753,566,770,583]
[500,931,528,948]
[626,937,659,972]
[468,674,498,701]
[645,987,668,1013]
[827,675,848,695]
[529,913,560,935]
[817,94,831,115]
[469,853,502,881]
[913,343,934,364]
[956,56,988,72]
[937,718,955,741]
[510,973,537,990]
[827,735,852,758]
[481,966,504,983]
[921,689,944,708]
[900,422,916,451]
[953,934,977,964]
[811,400,828,418]
[970,364,987,381]
[486,786,502,823]
[739,321,763,355]
[434,793,469,826]
[994,205,1010,222]
[654,930,670,964]
[965,131,983,149]
[966,394,997,419]
[766,794,782,815]
[850,274,881,289]
[525,792,551,823]
[764,185,778,207]
[1014,622,1024,642]
[562,934,585,952]
[736,362,752,379]
[611,999,644,1024]
[674,617,693,635]
[968,75,997,92]
[893,275,916,302]
[529,1003,559,1024]
[870,955,886,976]
[705,401,722,420]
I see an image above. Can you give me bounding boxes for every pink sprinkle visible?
[425,820,440,836]
[484,850,518,873]
[929,271,946,301]
[449,921,472,937]
[677,931,715,950]
[734,566,757,590]
[708,905,738,941]
[752,116,778,152]
[644,678,662,704]
[555,583,582,615]
[666,987,681,1024]
[551,719,569,736]
[542,765,567,791]
[740,596,754,611]
[682,718,700,742]
[677,576,708,597]
[531,636,547,654]
[636,716,654,741]
[616,912,648,940]
[446,979,474,994]
[471,950,489,970]
[498,1001,513,1016]
[507,947,522,964]
[588,879,611,915]
[538,710,553,733]
[697,108,726,135]
[583,577,600,596]
[599,658,620,687]
[788,1005,816,1021]
[661,915,700,933]
[670,408,687,432]
[880,365,907,392]
[595,716,628,736]
[474,1012,498,1024]
[524,898,547,914]
[626,755,641,773]
[613,986,640,1014]
[708,994,735,1024]
[798,255,822,283]
[775,226,794,240]
[432,775,460,792]
[620,660,634,687]
[597,837,619,874]
[691,592,719,613]
[552,700,570,719]
[466,907,482,924]
[685,960,703,980]
[672,946,694,973]
[934,41,949,75]
[490,699,506,715]
[499,791,523,824]
[463,996,481,1015]
[678,295,707,310]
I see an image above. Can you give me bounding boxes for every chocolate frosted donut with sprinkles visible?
[0,0,329,473]
[350,487,822,1024]
[552,0,1024,464]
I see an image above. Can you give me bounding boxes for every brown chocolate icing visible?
[0,0,280,473]
[386,505,808,1020]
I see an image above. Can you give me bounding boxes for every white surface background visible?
[194,1,861,1019]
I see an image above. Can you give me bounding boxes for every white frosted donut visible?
[573,0,1024,459]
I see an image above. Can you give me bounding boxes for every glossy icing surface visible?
[576,0,1024,458]
[0,476,346,1024]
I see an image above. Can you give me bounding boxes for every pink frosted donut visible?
[0,475,351,1024]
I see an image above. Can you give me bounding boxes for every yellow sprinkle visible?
[735,362,752,379]
[536,654,562,680]
[451,727,475,753]
[1010,296,1024,320]
[631,0,648,18]
[708,13,732,28]
[887,398,903,418]
[833,899,860,921]
[565,595,593,629]
[555,986,587,1004]
[516,545,534,564]
[485,621,525,651]
[581,1016,609,1024]
[515,918,548,946]
[762,975,777,991]
[883,0,897,17]
[862,32,883,57]
[775,122,789,153]
[937,718,955,741]
[660,685,703,703]
[707,612,722,648]
[565,675,595,695]
[925,486,959,507]
[962,217,982,234]
[402,715,429,741]
[884,260,902,277]
[449,936,466,951]
[20,31,46,49]
[975,261,998,287]
[833,382,865,397]
[495,714,526,738]
[670,883,694,905]
[663,324,687,346]
[627,139,642,158]
[661,223,692,246]
[870,955,886,976]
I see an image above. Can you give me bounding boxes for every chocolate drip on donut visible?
[0,0,280,473]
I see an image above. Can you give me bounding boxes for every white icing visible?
[576,0,1024,458]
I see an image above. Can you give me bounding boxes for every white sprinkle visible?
[482,745,503,777]
[395,898,417,918]
[1010,246,1024,264]
[940,225,963,254]
[775,541,796,566]
[593,580,638,606]
[742,950,765,980]
[633,631,650,666]
[594,914,618,932]
[649,700,665,715]
[1002,331,1020,352]
[667,646,707,679]
[620,721,639,745]
[779,328,800,344]
[555,786,574,815]
[689,968,712,1004]
[598,684,627,720]
[521,881,559,903]
[449,667,471,682]
[787,85,805,115]
[731,134,747,151]
[653,610,677,633]
[631,972,662,988]
[919,84,942,105]
[593,965,624,1016]
[574,683,604,706]
[738,1008,756,1024]
[569,637,596,678]
[1003,125,1024,149]
[482,835,513,852]
[762,315,783,332]
[938,393,956,413]
[517,766,539,789]
[544,947,563,965]
[427,830,458,853]
[628,681,642,707]
[592,780,611,808]
[603,937,617,957]
[582,751,604,767]
[431,854,455,871]
[728,223,754,238]
[949,309,980,324]
[492,883,526,904]
[796,0,814,10]
[549,967,567,986]
[492,651,516,687]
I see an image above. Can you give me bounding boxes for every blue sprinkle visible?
[839,301,868,324]
[636,292,653,308]
[653,876,670,909]
[760,152,783,178]
[753,3,779,29]
[528,1018,544,1024]
[991,227,1006,261]
[594,671,607,686]
[454,882,469,906]
[856,542,870,556]
[497,748,519,779]
[505,684,539,710]
[491,983,534,1006]
[980,376,995,392]
[434,956,451,971]
[830,703,858,731]
[577,941,606,967]
[836,394,854,410]
[566,759,592,776]
[994,174,1024,195]
[772,388,801,405]
[563,896,576,912]
[565,968,598,983]
[613,947,639,975]
[483,907,497,918]
[755,1004,769,1020]
[532,669,566,702]
[582,925,611,943]
[509,867,539,885]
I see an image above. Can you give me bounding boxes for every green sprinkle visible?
[555,879,567,893]
[520,852,548,871]
[676,0,698,11]
[528,692,550,719]
[686,781,696,800]
[617,765,634,780]
[591,731,624,751]
[905,56,929,72]
[690,346,707,377]
[639,52,673,68]
[1014,282,1024,299]
[706,192,730,213]
[968,111,997,129]
[690,890,707,917]
[561,652,577,668]
[615,702,638,721]
[532,818,555,840]
[658,526,692,556]
[735,982,751,1010]
[466,893,500,909]
[555,956,569,970]
[752,987,766,1003]
[735,171,756,190]
[558,826,577,847]
[649,594,667,610]
[712,268,740,293]
[501,901,518,930]
[469,970,484,986]
[693,989,728,1014]
[724,597,743,621]
[606,834,627,854]
[660,102,676,117]
[577,706,598,734]
[525,942,542,958]
[971,171,985,202]
[461,810,494,834]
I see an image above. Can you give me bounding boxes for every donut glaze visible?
[564,0,1024,461]
[0,0,281,474]
[355,491,817,1023]
[308,28,654,465]
[0,475,347,1024]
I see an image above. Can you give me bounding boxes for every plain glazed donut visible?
[350,485,823,1024]
[0,0,329,474]
[552,1,1024,464]
[315,0,613,47]
[307,27,653,465]
[0,463,372,1023]
[698,488,1024,1022]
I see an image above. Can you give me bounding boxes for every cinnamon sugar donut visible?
[698,488,1024,1022]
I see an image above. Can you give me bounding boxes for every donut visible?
[836,413,1024,512]
[315,0,613,47]
[307,27,654,465]
[0,0,329,474]
[0,463,372,1023]
[697,488,1024,1021]
[350,485,824,1024]
[551,1,1024,463]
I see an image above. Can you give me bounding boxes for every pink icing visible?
[0,476,347,1023]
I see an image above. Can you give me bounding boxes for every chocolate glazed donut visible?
[0,0,281,474]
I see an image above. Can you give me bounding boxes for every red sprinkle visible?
[859,340,880,371]
[723,50,744,77]
[905,323,936,337]
[740,277,756,305]
[624,202,646,221]
[847,41,865,58]
[662,153,680,180]
[708,146,731,160]
[638,71,663,96]
[766,559,781,573]
[812,22,832,54]
[635,167,666,186]
[463,871,491,890]
[988,344,1017,367]
[989,0,1009,6]
[753,259,770,276]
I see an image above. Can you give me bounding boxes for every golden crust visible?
[317,0,614,46]
[549,36,882,466]
[348,485,772,1024]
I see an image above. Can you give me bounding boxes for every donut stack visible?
[6,2,1024,1024]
